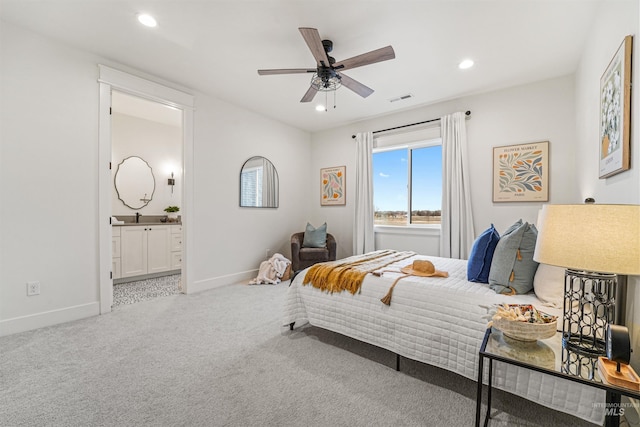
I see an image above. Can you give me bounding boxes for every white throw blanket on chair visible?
[249,253,291,285]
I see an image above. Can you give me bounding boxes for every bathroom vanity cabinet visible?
[112,226,121,279]
[170,225,183,270]
[112,223,182,280]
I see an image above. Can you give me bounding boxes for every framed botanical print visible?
[599,35,632,179]
[320,166,345,206]
[493,141,549,203]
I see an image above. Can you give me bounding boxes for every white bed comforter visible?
[283,254,604,424]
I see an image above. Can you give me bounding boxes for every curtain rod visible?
[351,110,471,139]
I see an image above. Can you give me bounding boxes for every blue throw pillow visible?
[302,222,327,248]
[467,224,500,283]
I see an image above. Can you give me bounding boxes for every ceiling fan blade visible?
[258,68,315,75]
[299,27,331,67]
[338,73,374,98]
[334,46,395,71]
[300,86,318,102]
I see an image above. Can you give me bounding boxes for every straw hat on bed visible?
[400,260,448,278]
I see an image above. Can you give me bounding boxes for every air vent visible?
[389,94,414,103]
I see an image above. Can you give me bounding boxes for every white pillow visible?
[533,263,565,308]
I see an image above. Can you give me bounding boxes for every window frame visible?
[373,137,442,229]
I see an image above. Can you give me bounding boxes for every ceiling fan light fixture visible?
[137,13,157,28]
[315,105,326,112]
[310,72,341,92]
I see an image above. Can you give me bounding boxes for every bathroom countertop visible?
[112,214,181,226]
[113,221,181,226]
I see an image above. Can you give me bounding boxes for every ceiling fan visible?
[258,27,395,103]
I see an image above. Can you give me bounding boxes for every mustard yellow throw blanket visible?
[303,250,416,294]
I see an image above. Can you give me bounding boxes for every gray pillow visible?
[488,220,539,294]
[302,222,327,248]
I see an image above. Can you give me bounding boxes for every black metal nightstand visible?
[476,327,640,427]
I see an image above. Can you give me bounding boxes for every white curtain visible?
[262,158,278,207]
[353,132,375,255]
[440,112,475,259]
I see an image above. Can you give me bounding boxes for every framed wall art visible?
[599,35,632,179]
[320,166,346,206]
[493,141,549,203]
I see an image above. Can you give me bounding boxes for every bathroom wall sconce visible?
[168,172,175,193]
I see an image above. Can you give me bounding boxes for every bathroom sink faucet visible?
[135,212,141,223]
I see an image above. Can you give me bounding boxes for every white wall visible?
[111,113,183,217]
[189,95,311,291]
[574,0,640,368]
[0,22,312,335]
[310,75,577,257]
[575,1,639,205]
[1,22,103,331]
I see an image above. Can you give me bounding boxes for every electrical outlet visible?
[27,281,40,296]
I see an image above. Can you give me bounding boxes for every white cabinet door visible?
[171,251,182,269]
[112,233,121,279]
[170,234,182,252]
[112,258,121,279]
[146,225,171,274]
[112,235,121,258]
[120,226,147,278]
[170,224,182,270]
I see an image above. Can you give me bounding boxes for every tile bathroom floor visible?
[113,274,181,308]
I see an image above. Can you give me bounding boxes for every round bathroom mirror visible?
[114,156,156,209]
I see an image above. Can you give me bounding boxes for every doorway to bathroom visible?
[110,91,183,307]
[97,65,195,314]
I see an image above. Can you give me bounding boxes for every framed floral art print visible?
[599,35,632,179]
[320,166,345,206]
[493,141,549,203]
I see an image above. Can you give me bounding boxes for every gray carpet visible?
[0,281,597,426]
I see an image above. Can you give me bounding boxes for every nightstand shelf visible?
[476,327,640,427]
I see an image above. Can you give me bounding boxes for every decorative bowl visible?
[491,304,557,342]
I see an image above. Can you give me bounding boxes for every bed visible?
[282,251,605,424]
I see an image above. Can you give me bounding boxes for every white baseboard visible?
[188,269,258,294]
[0,302,100,337]
[0,270,260,336]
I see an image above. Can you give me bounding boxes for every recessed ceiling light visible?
[137,13,157,28]
[315,105,326,112]
[459,59,474,70]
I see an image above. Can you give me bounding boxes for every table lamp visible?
[533,204,640,357]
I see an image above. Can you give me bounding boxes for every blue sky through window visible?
[373,145,442,212]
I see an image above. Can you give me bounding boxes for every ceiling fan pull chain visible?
[325,90,328,112]
[334,89,337,109]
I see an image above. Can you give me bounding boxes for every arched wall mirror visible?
[114,156,156,209]
[240,156,279,208]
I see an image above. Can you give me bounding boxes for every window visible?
[240,167,263,207]
[373,140,442,226]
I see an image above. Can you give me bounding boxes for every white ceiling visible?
[1,0,602,133]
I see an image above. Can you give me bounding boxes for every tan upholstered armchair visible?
[291,232,337,272]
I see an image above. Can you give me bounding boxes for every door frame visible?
[98,65,195,314]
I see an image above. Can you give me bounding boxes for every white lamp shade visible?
[533,204,640,275]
